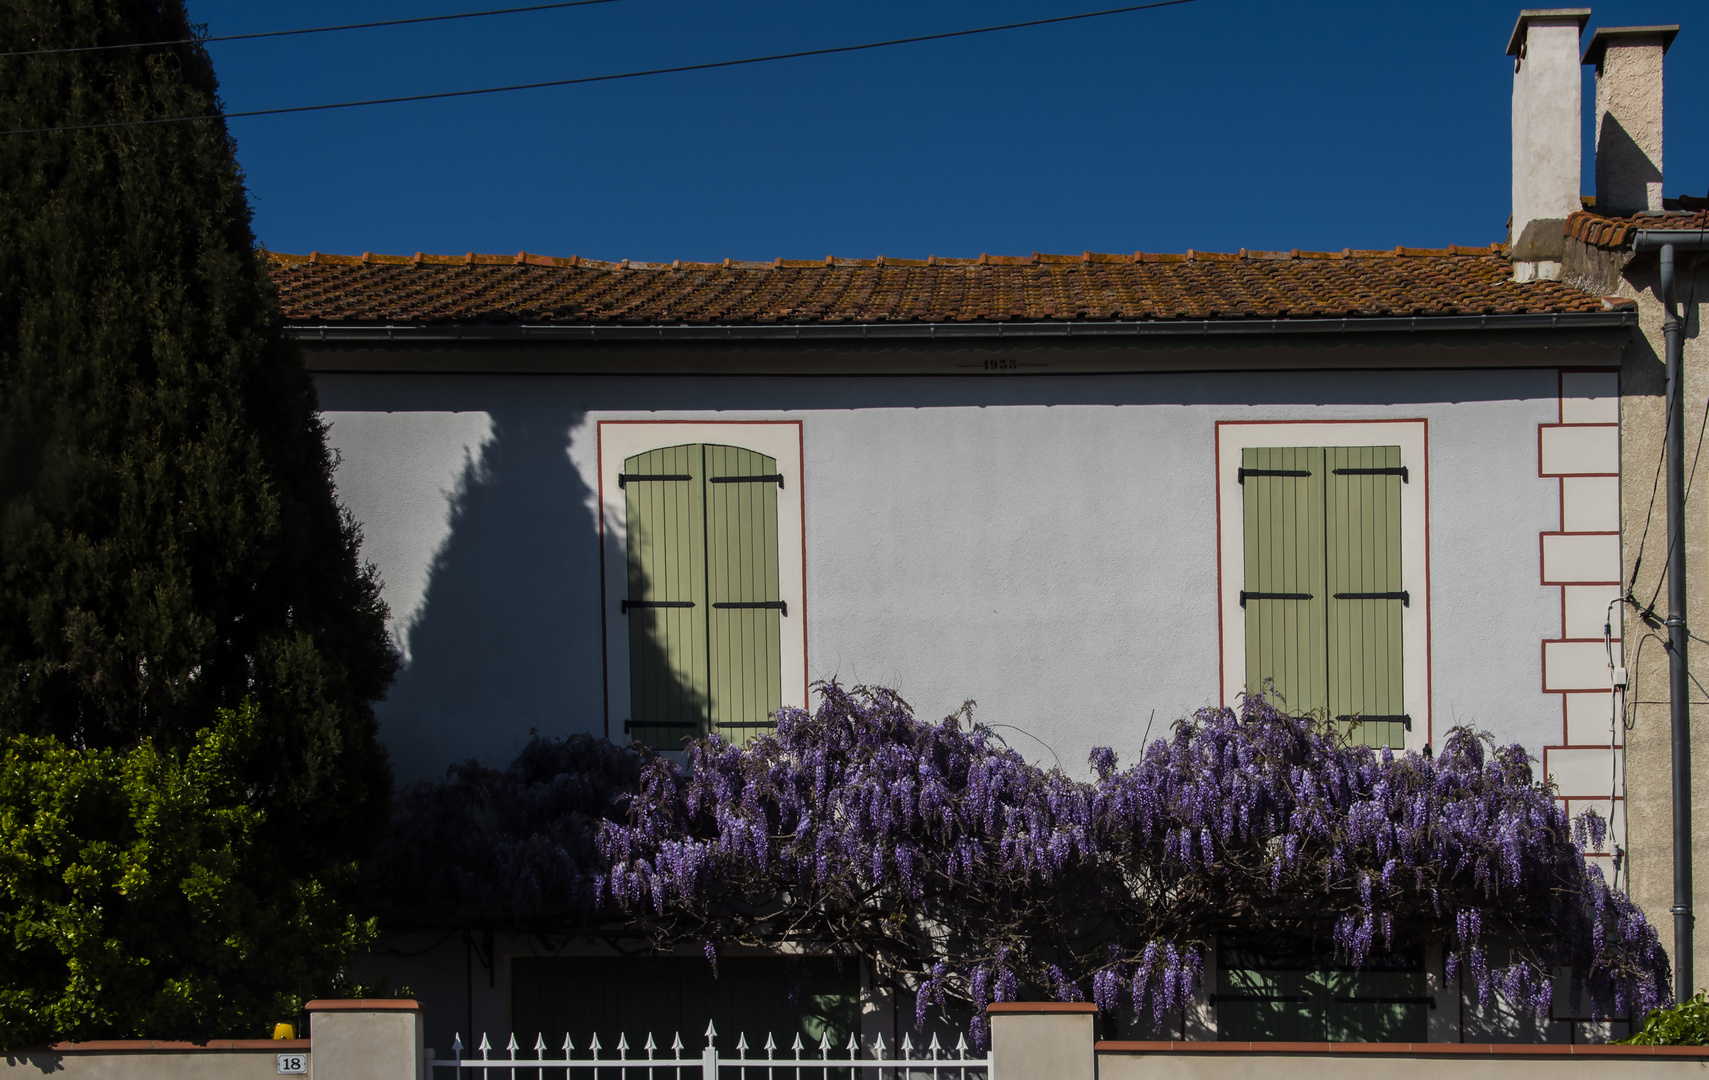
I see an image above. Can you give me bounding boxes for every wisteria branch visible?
[368,683,1669,1042]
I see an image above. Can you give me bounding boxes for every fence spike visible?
[818,1032,832,1055]
[645,1033,658,1058]
[845,1033,859,1058]
[479,1033,492,1059]
[736,1033,749,1053]
[900,1033,913,1059]
[507,1034,520,1058]
[564,1034,575,1055]
[672,1033,685,1055]
[618,1033,630,1059]
[928,1034,942,1058]
[955,1034,969,1059]
[872,1034,886,1060]
[763,1033,777,1058]
[705,1020,718,1047]
[452,1034,464,1059]
[590,1032,603,1059]
[792,1033,804,1060]
[535,1033,548,1057]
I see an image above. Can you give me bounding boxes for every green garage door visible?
[513,956,857,1058]
[1216,943,1430,1042]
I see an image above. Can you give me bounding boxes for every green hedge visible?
[1619,993,1709,1045]
[0,704,374,1047]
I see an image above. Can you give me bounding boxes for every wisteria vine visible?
[371,685,1669,1039]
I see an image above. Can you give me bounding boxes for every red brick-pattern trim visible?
[1538,372,1624,924]
[1096,1040,1709,1056]
[43,1039,311,1051]
[305,998,421,1011]
[988,1002,1101,1014]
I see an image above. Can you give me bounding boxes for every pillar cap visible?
[986,1002,1100,1014]
[304,999,422,1012]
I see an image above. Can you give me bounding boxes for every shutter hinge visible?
[1333,590,1410,606]
[1239,591,1313,606]
[710,474,784,488]
[712,601,787,615]
[1237,468,1310,484]
[1336,714,1412,730]
[1333,466,1408,482]
[1334,995,1435,1008]
[617,473,692,488]
[621,600,696,613]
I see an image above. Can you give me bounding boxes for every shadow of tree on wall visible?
[379,407,706,782]
[379,407,600,782]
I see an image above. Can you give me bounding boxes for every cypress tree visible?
[0,2,396,867]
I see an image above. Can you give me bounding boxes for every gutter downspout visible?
[1637,229,1707,1001]
[1663,242,1692,1002]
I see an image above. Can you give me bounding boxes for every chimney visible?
[1508,8,1591,282]
[1582,25,1678,214]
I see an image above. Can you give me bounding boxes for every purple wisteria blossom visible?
[373,684,1669,1041]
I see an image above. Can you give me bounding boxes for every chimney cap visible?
[1581,25,1680,65]
[1507,8,1592,56]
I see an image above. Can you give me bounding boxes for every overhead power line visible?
[0,0,624,59]
[0,0,1199,136]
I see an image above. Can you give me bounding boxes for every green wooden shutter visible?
[704,444,784,746]
[1242,446,1328,717]
[623,443,784,747]
[1242,445,1406,747]
[624,445,709,741]
[1325,446,1406,748]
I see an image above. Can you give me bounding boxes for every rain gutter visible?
[283,311,1636,343]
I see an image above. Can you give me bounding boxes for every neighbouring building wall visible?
[317,365,1568,785]
[1616,260,1709,990]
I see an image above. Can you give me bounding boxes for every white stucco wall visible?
[316,367,1563,784]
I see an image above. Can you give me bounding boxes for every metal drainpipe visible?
[1661,241,1694,1001]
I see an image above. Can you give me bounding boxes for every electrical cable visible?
[0,0,1199,136]
[0,0,623,58]
[1632,629,1709,704]
[1636,210,1708,615]
[1625,418,1667,607]
[1605,598,1626,890]
[1640,381,1709,615]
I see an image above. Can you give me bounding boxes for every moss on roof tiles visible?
[267,245,1605,326]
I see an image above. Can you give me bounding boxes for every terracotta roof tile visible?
[266,245,1605,327]
[1566,205,1709,251]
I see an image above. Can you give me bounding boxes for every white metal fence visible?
[427,1023,991,1080]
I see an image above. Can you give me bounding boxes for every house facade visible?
[268,6,1700,1054]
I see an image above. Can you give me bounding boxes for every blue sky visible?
[192,0,1706,263]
